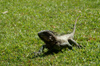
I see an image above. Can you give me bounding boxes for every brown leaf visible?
[50,25,56,28]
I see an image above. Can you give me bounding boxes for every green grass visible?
[0,0,100,66]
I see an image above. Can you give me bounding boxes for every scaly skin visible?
[34,17,82,56]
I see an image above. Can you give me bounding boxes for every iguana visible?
[34,17,82,56]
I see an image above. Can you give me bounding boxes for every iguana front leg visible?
[34,45,46,56]
[60,42,73,50]
[68,39,82,48]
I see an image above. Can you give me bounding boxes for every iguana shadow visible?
[29,50,61,59]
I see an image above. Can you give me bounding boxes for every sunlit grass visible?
[0,0,100,65]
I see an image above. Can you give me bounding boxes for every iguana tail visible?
[72,17,79,35]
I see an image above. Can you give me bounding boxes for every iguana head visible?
[38,30,57,43]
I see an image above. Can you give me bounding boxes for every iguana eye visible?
[49,36,53,41]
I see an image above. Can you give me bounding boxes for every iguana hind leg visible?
[60,42,73,50]
[68,39,82,48]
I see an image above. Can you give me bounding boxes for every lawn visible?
[0,0,100,66]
